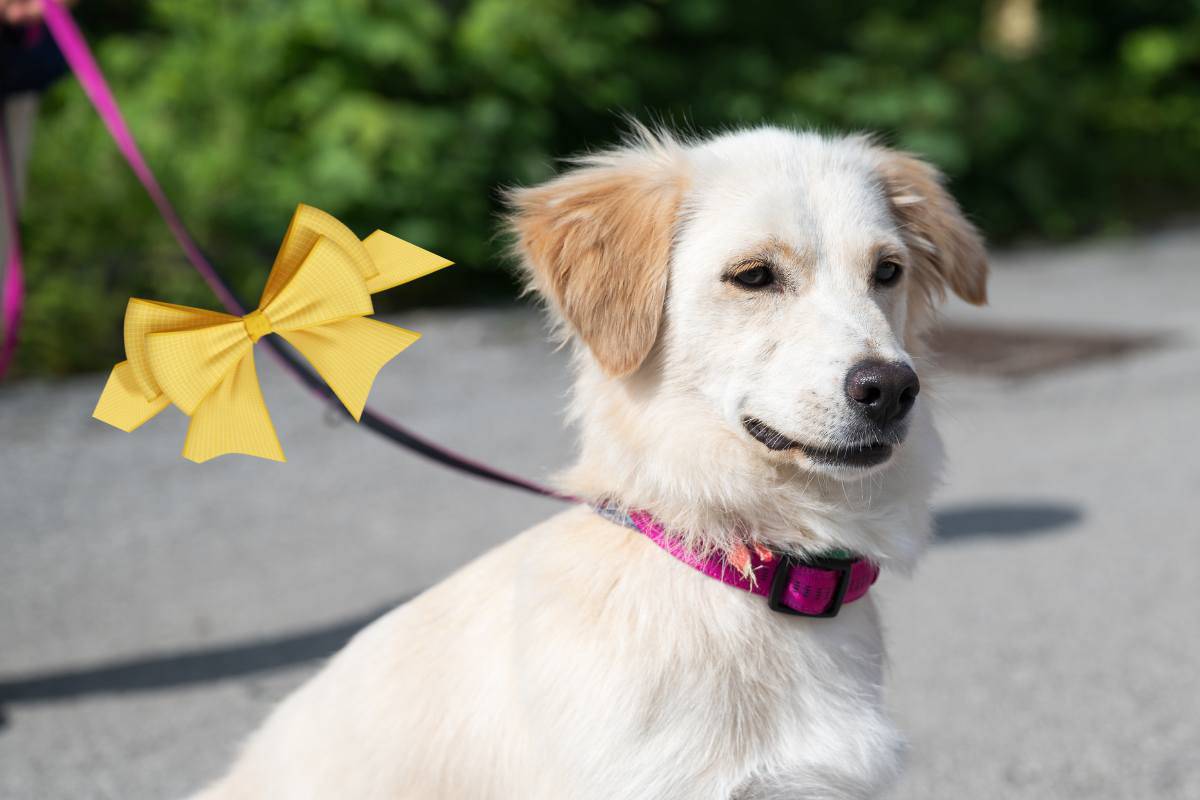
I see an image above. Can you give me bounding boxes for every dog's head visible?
[507,126,986,555]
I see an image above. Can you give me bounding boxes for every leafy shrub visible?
[13,0,1200,374]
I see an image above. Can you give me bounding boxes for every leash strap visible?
[39,0,567,498]
[0,105,24,379]
[42,1,242,314]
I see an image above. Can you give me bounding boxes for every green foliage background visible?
[13,0,1200,374]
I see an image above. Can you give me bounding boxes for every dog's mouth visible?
[741,417,895,469]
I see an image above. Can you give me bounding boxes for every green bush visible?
[13,0,1200,375]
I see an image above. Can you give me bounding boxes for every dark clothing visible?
[1,23,68,98]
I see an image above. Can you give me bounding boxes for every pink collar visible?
[598,507,879,618]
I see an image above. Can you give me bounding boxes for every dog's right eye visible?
[732,265,775,289]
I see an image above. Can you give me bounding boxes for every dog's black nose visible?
[844,360,920,426]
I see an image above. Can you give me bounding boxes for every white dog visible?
[192,125,987,800]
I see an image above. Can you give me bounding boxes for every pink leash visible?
[38,0,567,500]
[41,1,242,315]
[0,107,23,379]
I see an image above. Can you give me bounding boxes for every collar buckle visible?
[766,554,855,618]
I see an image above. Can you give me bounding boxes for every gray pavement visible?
[2,230,1199,799]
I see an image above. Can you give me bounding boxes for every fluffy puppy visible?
[191,125,986,800]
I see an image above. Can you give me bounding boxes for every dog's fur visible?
[192,125,986,800]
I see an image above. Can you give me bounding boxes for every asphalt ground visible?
[2,229,1198,799]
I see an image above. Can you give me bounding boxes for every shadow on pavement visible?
[934,501,1082,542]
[0,598,407,717]
[930,323,1167,379]
[1,501,1081,721]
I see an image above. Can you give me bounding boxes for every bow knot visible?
[92,204,452,462]
[241,309,273,343]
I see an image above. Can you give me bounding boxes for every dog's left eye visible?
[732,265,775,289]
[874,260,903,287]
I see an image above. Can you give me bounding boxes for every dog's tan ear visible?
[875,149,988,305]
[506,137,686,377]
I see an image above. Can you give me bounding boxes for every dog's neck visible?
[559,356,941,570]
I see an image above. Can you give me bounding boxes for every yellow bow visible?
[92,204,452,463]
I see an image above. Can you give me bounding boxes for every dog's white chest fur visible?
[512,510,903,800]
[197,509,902,800]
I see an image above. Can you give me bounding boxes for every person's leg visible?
[0,92,41,257]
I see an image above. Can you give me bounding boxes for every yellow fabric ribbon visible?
[93,204,452,463]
